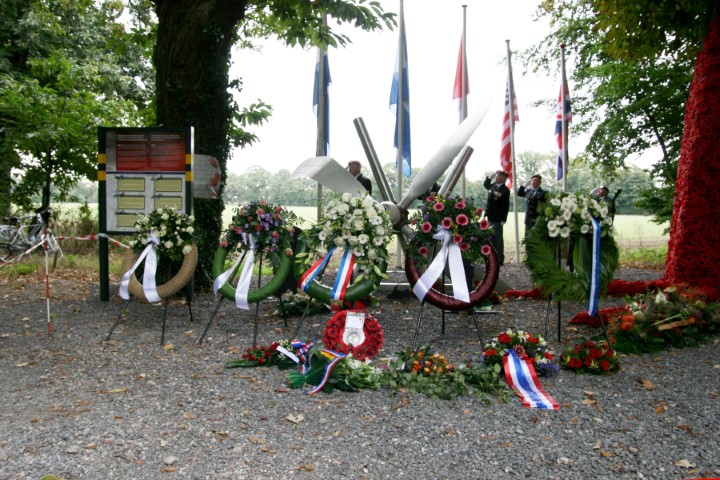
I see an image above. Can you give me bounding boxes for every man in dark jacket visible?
[483,170,510,265]
[517,174,547,233]
[347,160,372,194]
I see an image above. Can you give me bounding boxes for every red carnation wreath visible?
[323,310,384,361]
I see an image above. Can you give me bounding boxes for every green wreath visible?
[212,201,297,304]
[524,192,619,302]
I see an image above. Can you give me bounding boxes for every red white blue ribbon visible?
[503,350,559,410]
[298,246,336,293]
[412,228,469,303]
[587,216,601,318]
[330,249,355,301]
[308,349,347,395]
[119,230,161,303]
[290,340,314,374]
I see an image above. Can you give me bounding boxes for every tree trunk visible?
[663,13,720,301]
[154,0,247,287]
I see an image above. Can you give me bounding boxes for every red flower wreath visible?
[323,310,384,361]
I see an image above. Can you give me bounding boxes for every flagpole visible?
[506,40,520,263]
[460,4,468,198]
[395,0,405,269]
[560,43,568,193]
[315,16,329,221]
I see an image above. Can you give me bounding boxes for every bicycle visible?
[0,208,62,265]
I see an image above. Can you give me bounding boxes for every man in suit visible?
[517,174,547,234]
[483,170,511,265]
[347,160,372,195]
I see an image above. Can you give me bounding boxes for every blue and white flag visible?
[313,49,331,155]
[389,4,411,178]
[503,350,559,410]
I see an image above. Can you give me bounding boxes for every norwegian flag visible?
[555,84,572,180]
[500,77,518,184]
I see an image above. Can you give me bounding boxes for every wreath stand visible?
[544,241,568,342]
[106,260,196,346]
[197,251,287,346]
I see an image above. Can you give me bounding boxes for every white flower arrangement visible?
[302,192,393,285]
[128,207,195,263]
[543,192,613,238]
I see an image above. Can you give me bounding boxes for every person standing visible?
[347,160,372,195]
[592,185,618,220]
[517,174,547,233]
[483,170,511,265]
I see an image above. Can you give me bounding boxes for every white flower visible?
[348,235,358,246]
[367,249,377,260]
[353,220,364,231]
[318,231,327,241]
[186,226,194,234]
[655,291,668,304]
[161,213,169,221]
[182,245,192,255]
[373,236,384,246]
[336,203,349,215]
[375,226,385,236]
[341,192,352,202]
[580,224,590,234]
[164,240,174,249]
[560,227,571,238]
[317,245,328,257]
[357,234,369,244]
[353,208,363,217]
[547,220,558,231]
[353,246,364,256]
[362,195,375,208]
[334,237,345,248]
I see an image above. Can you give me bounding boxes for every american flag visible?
[500,77,518,184]
[555,84,572,180]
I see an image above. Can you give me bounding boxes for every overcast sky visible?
[227,0,569,182]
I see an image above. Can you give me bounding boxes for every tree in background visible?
[149,0,394,285]
[526,0,709,228]
[536,0,718,298]
[0,0,153,215]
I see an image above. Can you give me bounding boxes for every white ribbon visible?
[412,228,470,303]
[119,231,161,303]
[212,234,256,310]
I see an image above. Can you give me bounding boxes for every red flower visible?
[544,352,554,361]
[418,246,429,256]
[257,357,266,365]
[453,234,463,244]
[433,202,445,212]
[476,207,484,216]
[455,201,466,209]
[526,336,539,344]
[479,218,489,230]
[455,213,469,226]
[498,333,512,344]
[441,217,453,229]
[484,349,497,357]
[426,195,435,203]
[568,358,582,369]
[421,222,433,233]
[599,360,610,371]
[460,243,469,251]
[481,245,492,256]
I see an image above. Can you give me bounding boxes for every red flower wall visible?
[664,14,720,301]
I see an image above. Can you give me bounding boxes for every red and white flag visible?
[452,39,469,124]
[500,77,518,185]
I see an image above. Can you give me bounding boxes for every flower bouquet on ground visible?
[323,310,384,361]
[286,347,383,394]
[225,339,298,369]
[383,345,509,401]
[608,286,720,354]
[273,292,331,317]
[559,340,619,374]
[479,329,559,378]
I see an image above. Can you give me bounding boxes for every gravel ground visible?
[1,264,719,480]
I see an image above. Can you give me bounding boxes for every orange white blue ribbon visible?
[298,246,336,293]
[412,228,469,303]
[587,216,601,318]
[330,249,355,301]
[308,349,347,395]
[503,350,559,410]
[119,230,161,303]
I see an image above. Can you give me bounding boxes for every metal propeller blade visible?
[353,118,395,204]
[398,98,491,210]
[438,146,474,196]
[291,156,368,197]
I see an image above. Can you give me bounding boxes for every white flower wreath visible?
[300,192,393,288]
